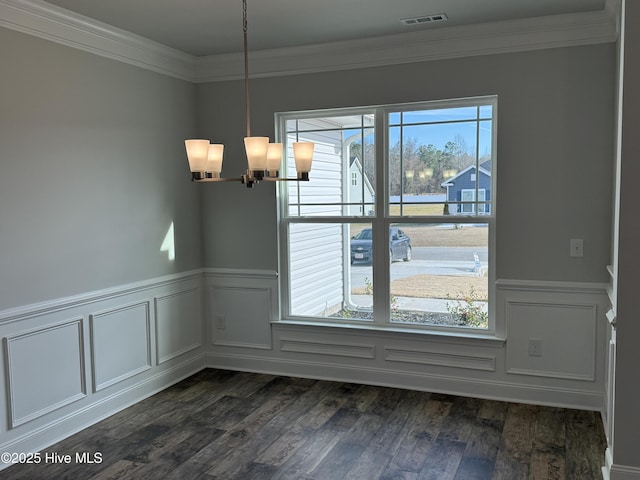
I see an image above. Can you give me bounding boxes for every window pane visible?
[401,107,479,124]
[389,105,493,218]
[389,223,489,329]
[479,120,493,160]
[479,105,493,119]
[285,115,375,218]
[289,223,372,321]
[287,114,374,133]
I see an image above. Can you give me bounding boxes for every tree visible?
[356,136,473,196]
[349,140,375,188]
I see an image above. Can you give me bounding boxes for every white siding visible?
[287,125,345,316]
[349,158,374,216]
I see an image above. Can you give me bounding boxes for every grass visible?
[398,225,487,247]
[352,274,488,300]
[350,224,488,248]
[389,204,445,216]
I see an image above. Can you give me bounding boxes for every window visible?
[461,189,486,214]
[278,97,496,334]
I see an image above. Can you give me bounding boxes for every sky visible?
[343,104,494,158]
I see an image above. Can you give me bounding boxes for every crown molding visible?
[196,8,617,82]
[0,0,196,80]
[1,0,618,84]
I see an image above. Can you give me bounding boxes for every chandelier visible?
[184,0,314,188]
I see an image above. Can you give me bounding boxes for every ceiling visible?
[41,0,607,57]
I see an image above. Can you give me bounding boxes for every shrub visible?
[446,287,488,328]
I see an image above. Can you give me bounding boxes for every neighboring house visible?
[440,160,492,214]
[349,156,374,216]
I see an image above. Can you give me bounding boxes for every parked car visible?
[350,227,412,264]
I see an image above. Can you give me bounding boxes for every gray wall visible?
[198,44,615,282]
[614,0,640,468]
[0,27,202,310]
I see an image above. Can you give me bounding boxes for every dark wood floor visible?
[3,369,606,480]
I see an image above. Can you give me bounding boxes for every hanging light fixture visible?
[184,0,314,188]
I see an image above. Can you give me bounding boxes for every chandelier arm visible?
[193,177,243,183]
[243,0,251,138]
[262,177,310,182]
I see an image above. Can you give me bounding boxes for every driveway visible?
[350,246,487,289]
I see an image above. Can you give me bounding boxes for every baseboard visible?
[610,466,640,480]
[606,451,640,480]
[0,355,205,470]
[205,353,602,411]
[0,270,207,471]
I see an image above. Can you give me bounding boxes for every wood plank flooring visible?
[2,369,606,479]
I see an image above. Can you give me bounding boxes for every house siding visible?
[287,123,345,316]
[445,164,492,214]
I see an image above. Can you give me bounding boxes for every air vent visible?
[401,13,448,26]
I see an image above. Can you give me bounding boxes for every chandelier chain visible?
[243,0,251,137]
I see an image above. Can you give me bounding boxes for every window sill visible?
[272,319,505,347]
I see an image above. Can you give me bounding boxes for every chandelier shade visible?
[184,0,313,188]
[185,139,210,173]
[207,144,224,176]
[244,136,269,175]
[267,143,283,175]
[293,142,314,179]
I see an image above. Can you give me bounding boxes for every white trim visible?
[89,300,152,392]
[204,267,278,280]
[0,355,204,470]
[603,447,614,480]
[384,346,496,372]
[0,0,196,80]
[496,278,608,294]
[0,269,204,326]
[610,463,640,480]
[205,352,603,411]
[4,318,86,428]
[0,271,206,470]
[505,300,598,381]
[154,288,203,364]
[195,9,616,82]
[0,0,616,82]
[280,337,375,359]
[274,319,505,347]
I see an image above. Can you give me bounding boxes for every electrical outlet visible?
[215,314,226,330]
[528,339,542,357]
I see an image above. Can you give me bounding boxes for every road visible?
[350,246,487,288]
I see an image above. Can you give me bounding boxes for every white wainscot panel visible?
[211,286,272,349]
[155,288,202,364]
[384,346,496,372]
[280,337,375,359]
[506,301,597,381]
[4,319,85,428]
[90,302,151,392]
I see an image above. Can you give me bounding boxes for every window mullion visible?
[372,108,390,326]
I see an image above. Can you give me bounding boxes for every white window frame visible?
[461,188,486,214]
[277,96,498,337]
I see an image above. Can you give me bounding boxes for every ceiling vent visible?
[401,13,448,26]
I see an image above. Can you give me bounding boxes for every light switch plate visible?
[570,239,584,257]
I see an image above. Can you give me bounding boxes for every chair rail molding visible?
[0,270,206,469]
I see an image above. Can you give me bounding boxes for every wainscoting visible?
[205,270,609,412]
[0,270,206,466]
[0,268,610,471]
